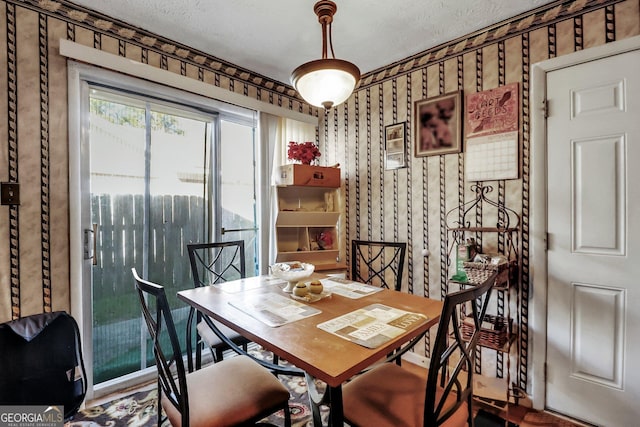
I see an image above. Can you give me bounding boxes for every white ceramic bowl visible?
[270,262,315,292]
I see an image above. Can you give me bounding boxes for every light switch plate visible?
[1,182,20,205]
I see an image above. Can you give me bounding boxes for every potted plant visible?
[287,141,321,165]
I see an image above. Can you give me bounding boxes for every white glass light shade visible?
[291,58,360,109]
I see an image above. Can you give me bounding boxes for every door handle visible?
[84,224,98,265]
[221,227,258,235]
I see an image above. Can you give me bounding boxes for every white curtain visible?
[258,114,315,273]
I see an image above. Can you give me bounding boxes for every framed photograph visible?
[384,122,407,169]
[414,91,462,157]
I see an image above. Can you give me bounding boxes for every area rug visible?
[519,411,586,427]
[66,347,328,427]
[66,388,158,427]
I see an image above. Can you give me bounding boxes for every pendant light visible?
[291,0,360,110]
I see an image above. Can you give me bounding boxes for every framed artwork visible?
[384,122,407,169]
[414,91,462,157]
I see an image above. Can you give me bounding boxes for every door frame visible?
[530,34,640,410]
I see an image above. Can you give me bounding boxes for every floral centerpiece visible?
[288,141,321,165]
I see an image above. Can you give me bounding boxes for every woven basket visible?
[462,261,503,271]
[462,260,516,288]
[460,268,497,286]
[461,314,511,349]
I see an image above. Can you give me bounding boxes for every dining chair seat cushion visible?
[196,317,244,348]
[161,355,290,427]
[343,363,468,427]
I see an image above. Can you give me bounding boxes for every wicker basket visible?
[460,268,497,286]
[461,260,516,288]
[462,261,503,271]
[461,314,511,349]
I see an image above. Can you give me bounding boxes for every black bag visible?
[0,311,87,420]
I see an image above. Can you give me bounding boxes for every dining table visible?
[176,273,443,427]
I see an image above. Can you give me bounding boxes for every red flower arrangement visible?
[287,141,321,165]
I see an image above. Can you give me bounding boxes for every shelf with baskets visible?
[274,165,345,273]
[460,313,516,352]
[446,184,523,404]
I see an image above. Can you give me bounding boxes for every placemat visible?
[228,292,321,327]
[214,276,286,293]
[317,303,428,348]
[320,278,383,299]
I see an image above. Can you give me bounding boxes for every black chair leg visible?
[283,403,292,427]
[157,377,164,427]
[196,339,203,370]
[186,308,195,373]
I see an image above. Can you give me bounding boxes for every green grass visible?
[93,288,186,325]
[92,290,141,325]
[94,329,191,384]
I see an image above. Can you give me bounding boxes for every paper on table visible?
[228,292,321,327]
[317,303,429,348]
[214,276,286,293]
[320,278,383,299]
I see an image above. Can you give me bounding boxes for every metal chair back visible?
[187,241,246,287]
[132,268,188,426]
[425,277,495,426]
[351,240,407,291]
[186,241,248,368]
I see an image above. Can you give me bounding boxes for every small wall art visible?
[414,91,462,157]
[384,122,407,169]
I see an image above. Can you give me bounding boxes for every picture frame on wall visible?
[384,122,407,170]
[414,91,462,157]
[464,83,520,181]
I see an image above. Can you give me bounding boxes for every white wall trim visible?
[403,351,430,369]
[529,34,640,410]
[59,39,318,125]
[67,72,83,328]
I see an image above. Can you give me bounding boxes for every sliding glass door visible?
[77,79,259,397]
[89,88,213,386]
[219,119,259,276]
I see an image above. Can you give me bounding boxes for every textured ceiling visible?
[70,0,557,86]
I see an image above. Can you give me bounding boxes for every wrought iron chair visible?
[342,274,495,427]
[132,268,291,427]
[186,241,251,369]
[351,240,407,291]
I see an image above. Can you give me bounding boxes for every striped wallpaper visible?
[0,0,638,395]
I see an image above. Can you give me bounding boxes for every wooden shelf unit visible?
[274,166,345,273]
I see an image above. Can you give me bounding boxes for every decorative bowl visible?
[270,262,315,292]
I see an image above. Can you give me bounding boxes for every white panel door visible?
[546,49,640,426]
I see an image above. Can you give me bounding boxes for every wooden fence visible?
[91,194,256,304]
[90,194,256,382]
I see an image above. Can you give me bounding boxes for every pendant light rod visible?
[315,1,336,59]
[291,0,360,110]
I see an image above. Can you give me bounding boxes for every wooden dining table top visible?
[177,273,443,387]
